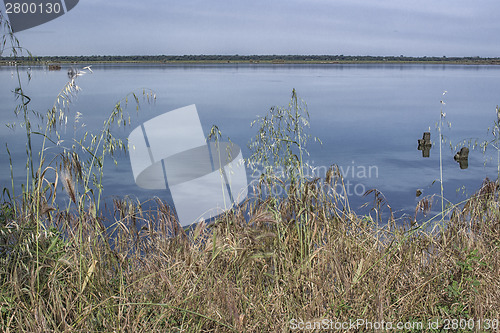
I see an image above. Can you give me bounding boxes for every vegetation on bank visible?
[2,54,500,65]
[1,15,499,332]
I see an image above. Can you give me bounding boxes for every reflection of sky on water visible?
[1,63,500,223]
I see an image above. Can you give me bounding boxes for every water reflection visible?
[2,63,500,220]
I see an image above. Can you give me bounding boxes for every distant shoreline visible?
[1,55,500,66]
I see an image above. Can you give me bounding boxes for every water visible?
[1,63,499,222]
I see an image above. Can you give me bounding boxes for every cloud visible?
[10,0,500,56]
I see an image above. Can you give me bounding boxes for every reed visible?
[2,166,498,332]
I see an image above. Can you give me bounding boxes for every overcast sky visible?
[2,0,500,57]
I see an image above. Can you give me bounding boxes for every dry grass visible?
[1,175,498,332]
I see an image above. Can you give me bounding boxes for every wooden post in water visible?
[417,132,432,158]
[454,147,469,169]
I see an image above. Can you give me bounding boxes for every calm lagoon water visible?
[1,63,500,222]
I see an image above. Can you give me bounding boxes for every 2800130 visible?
[5,2,62,14]
[442,318,498,331]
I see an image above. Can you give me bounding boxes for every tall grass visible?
[1,16,499,332]
[2,165,499,331]
[438,93,447,216]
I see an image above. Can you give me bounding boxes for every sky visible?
[2,0,500,57]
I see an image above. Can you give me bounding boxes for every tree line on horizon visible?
[1,54,499,63]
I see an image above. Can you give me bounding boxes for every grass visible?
[1,14,499,332]
[1,174,499,332]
